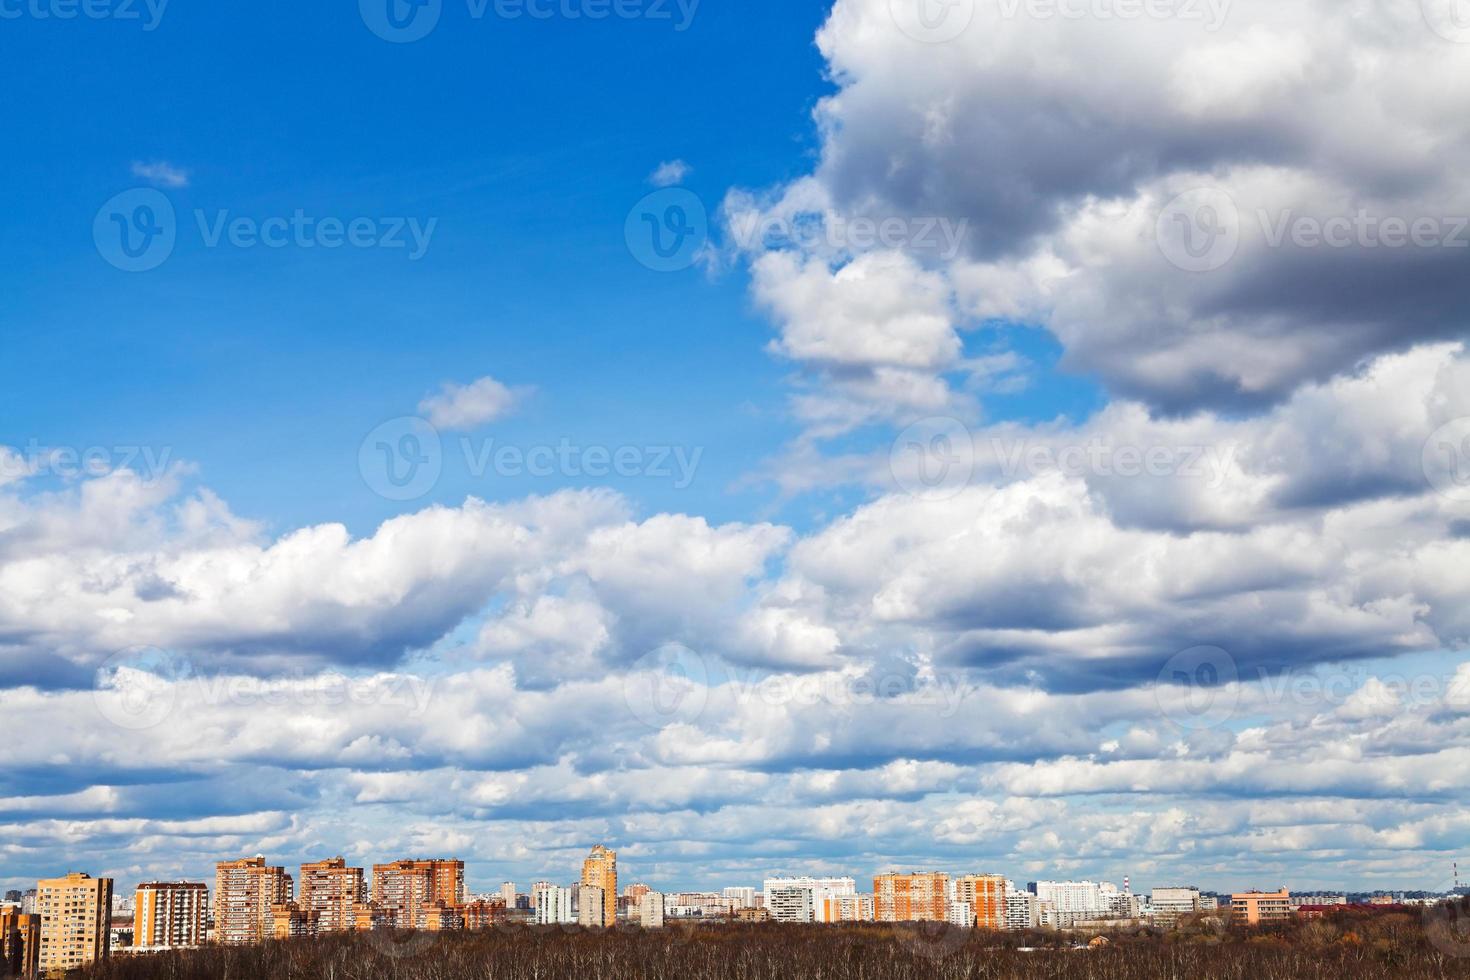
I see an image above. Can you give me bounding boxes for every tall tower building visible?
[580,846,617,928]
[300,859,365,933]
[874,873,949,923]
[134,882,208,949]
[215,858,292,945]
[954,875,1007,929]
[37,873,113,972]
[371,860,465,929]
[1,904,41,977]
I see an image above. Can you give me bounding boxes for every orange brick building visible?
[874,873,949,923]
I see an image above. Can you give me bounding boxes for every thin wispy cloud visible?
[649,160,692,187]
[132,160,191,188]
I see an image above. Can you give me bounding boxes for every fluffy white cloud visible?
[418,376,528,432]
[741,0,1470,412]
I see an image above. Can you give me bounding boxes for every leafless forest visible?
[79,907,1470,980]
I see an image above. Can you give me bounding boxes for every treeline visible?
[79,910,1470,980]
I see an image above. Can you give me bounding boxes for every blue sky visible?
[3,0,1470,901]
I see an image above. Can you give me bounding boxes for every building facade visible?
[1232,890,1291,926]
[1,906,40,977]
[1150,887,1201,926]
[874,873,949,923]
[580,846,617,927]
[37,873,113,973]
[762,878,855,924]
[371,860,465,929]
[954,875,1007,929]
[577,886,607,928]
[818,894,875,923]
[215,858,292,946]
[534,887,575,925]
[639,892,666,929]
[300,859,365,933]
[134,882,208,950]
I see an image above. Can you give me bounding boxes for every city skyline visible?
[5,0,1470,919]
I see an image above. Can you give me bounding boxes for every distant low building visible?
[1232,890,1291,926]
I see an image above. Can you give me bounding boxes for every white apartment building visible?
[1005,889,1040,931]
[947,901,973,927]
[766,887,814,923]
[722,887,757,909]
[639,892,666,928]
[762,878,856,924]
[534,886,574,925]
[1032,881,1119,926]
[1150,887,1201,925]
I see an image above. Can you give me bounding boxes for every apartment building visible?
[1,905,40,977]
[580,846,617,928]
[133,882,208,949]
[954,875,1007,929]
[271,903,317,940]
[1150,887,1202,926]
[577,886,607,928]
[534,886,575,925]
[371,860,465,929]
[639,891,666,928]
[37,873,113,973]
[1004,889,1039,931]
[874,873,949,923]
[818,893,875,923]
[300,858,365,933]
[215,858,292,945]
[763,877,856,923]
[1232,890,1292,926]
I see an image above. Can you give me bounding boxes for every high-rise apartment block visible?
[1005,887,1039,930]
[763,878,856,923]
[580,846,617,927]
[300,859,365,933]
[638,892,665,929]
[534,887,575,925]
[874,873,949,923]
[37,873,113,973]
[577,886,607,928]
[1231,890,1291,926]
[371,860,465,929]
[215,858,292,945]
[134,882,208,949]
[954,875,1007,929]
[1,905,40,977]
